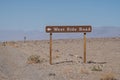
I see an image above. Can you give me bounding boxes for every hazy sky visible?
[0,0,120,31]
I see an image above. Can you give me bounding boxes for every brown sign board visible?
[46,26,92,33]
[46,25,92,64]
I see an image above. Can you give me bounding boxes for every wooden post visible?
[83,33,86,63]
[50,33,52,65]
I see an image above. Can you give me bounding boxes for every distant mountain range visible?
[0,27,120,41]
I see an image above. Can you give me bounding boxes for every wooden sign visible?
[46,25,92,65]
[46,26,92,33]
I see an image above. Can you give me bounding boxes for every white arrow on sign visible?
[47,28,52,31]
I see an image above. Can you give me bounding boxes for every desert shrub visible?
[55,49,59,52]
[27,55,43,64]
[91,65,102,71]
[48,73,56,76]
[100,72,117,80]
[8,41,16,45]
[5,41,19,48]
[2,42,7,46]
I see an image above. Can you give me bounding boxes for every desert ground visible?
[0,37,120,80]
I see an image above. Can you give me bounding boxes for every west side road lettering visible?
[46,26,92,33]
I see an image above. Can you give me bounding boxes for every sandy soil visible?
[0,37,120,80]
